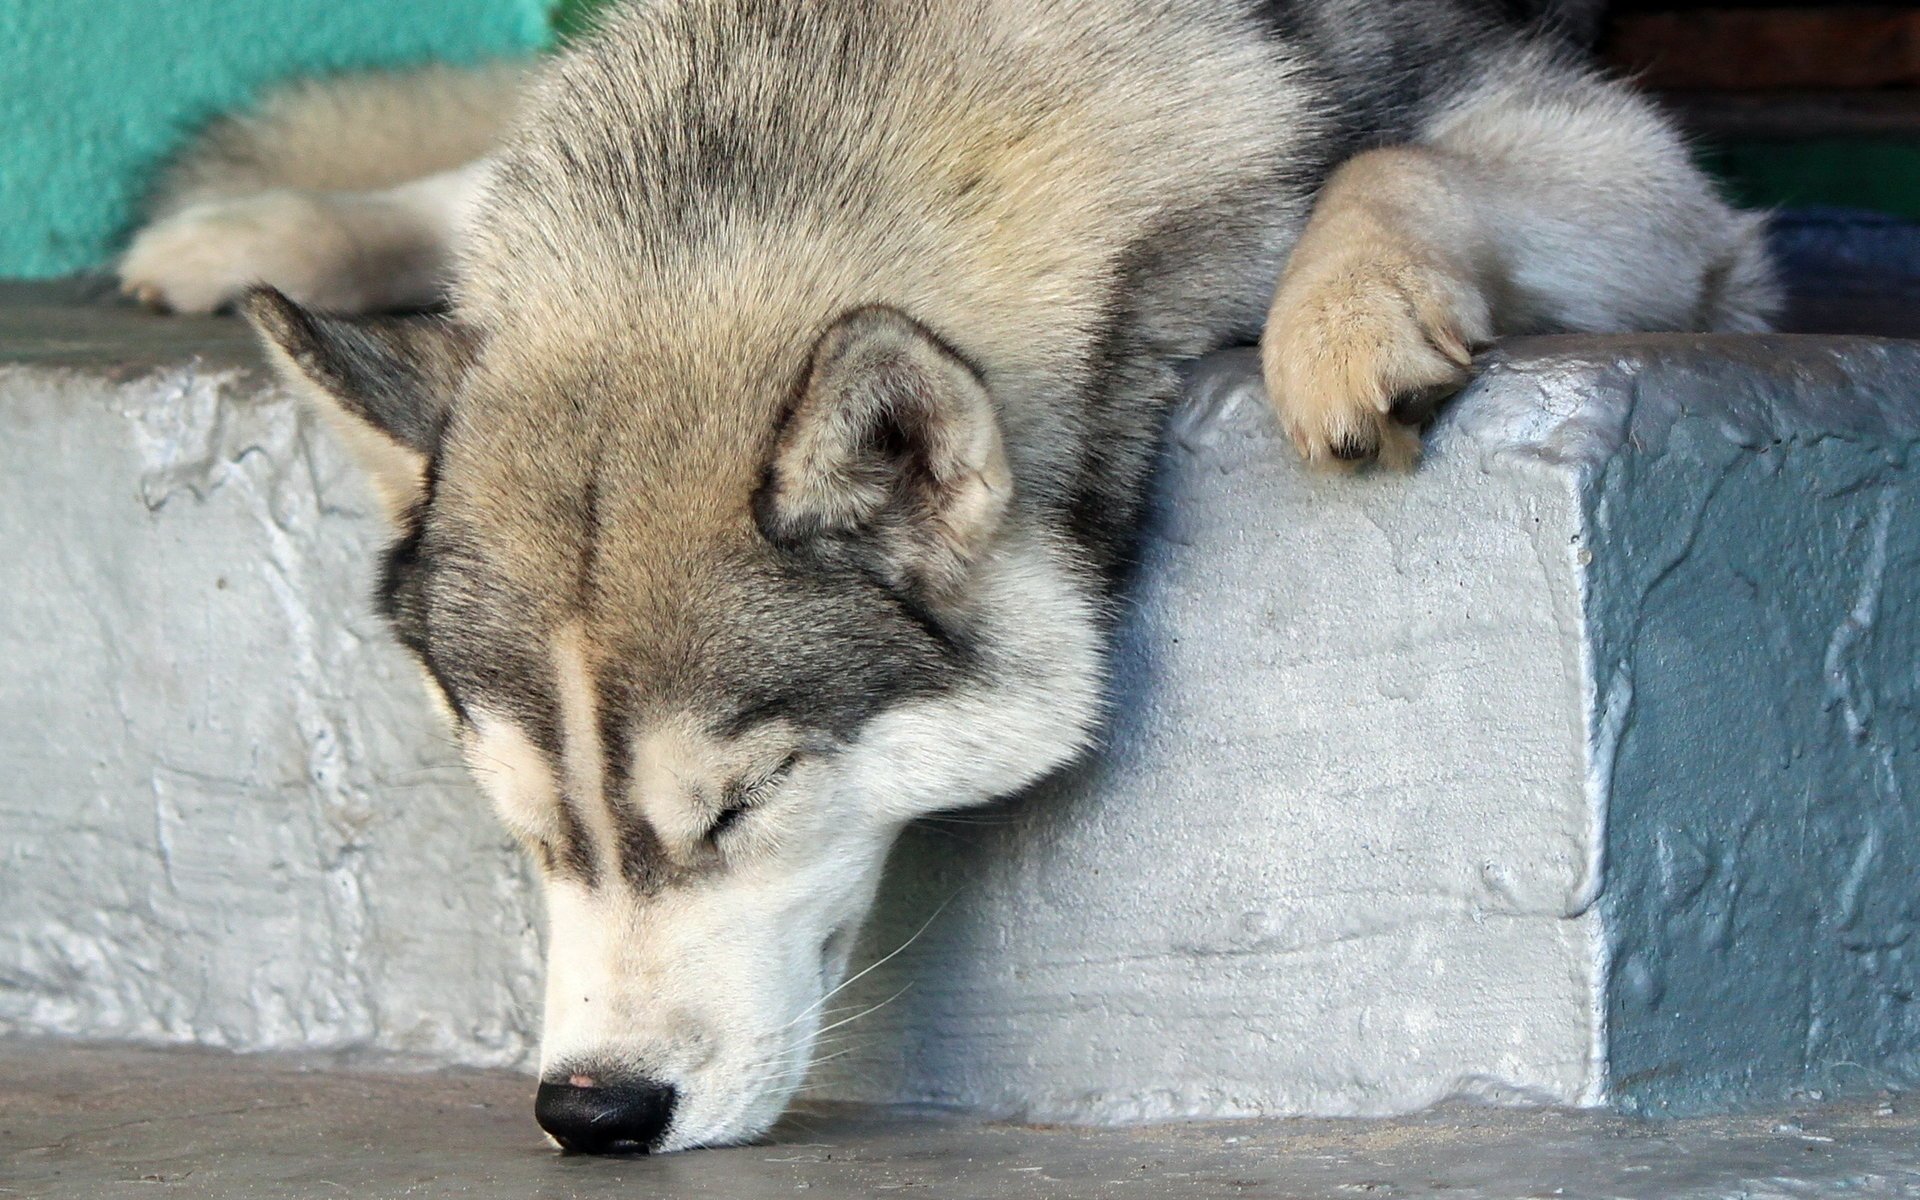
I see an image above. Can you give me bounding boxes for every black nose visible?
[535,1077,679,1154]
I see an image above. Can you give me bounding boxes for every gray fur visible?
[127,0,1777,1152]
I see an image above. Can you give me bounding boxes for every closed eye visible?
[705,754,800,843]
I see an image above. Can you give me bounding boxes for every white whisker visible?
[811,983,911,1041]
[778,893,955,1036]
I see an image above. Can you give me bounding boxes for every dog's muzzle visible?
[536,1074,678,1154]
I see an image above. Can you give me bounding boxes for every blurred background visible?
[1602,0,1920,334]
[0,0,1911,330]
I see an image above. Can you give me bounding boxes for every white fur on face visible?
[461,531,1104,1150]
[465,709,562,851]
[839,529,1107,822]
[459,666,906,1148]
[537,833,895,1150]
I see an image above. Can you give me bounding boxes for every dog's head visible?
[246,292,1103,1151]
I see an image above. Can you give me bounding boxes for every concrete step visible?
[8,1039,1920,1199]
[4,282,1919,1121]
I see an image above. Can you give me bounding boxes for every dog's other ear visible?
[244,287,478,513]
[757,306,1012,598]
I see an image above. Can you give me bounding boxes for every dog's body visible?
[121,0,1776,1153]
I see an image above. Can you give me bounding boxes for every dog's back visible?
[459,0,1663,561]
[127,0,1772,554]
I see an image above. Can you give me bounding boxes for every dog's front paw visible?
[1260,250,1489,469]
[118,192,365,315]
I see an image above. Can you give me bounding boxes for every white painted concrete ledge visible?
[3,289,1918,1120]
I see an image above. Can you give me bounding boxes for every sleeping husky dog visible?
[119,0,1774,1154]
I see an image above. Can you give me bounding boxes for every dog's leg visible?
[119,160,489,315]
[1262,51,1779,466]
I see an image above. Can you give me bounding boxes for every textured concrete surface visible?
[0,285,544,1069]
[0,1,548,276]
[4,286,1920,1121]
[6,1041,1920,1200]
[824,347,1604,1119]
[827,336,1920,1119]
[1561,340,1920,1115]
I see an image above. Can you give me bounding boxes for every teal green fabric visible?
[7,2,1908,278]
[554,0,616,39]
[1702,139,1920,223]
[0,1,553,277]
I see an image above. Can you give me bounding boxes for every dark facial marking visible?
[616,805,673,893]
[555,795,600,887]
[575,472,603,609]
[706,801,751,841]
[374,495,616,888]
[706,753,799,844]
[378,511,465,719]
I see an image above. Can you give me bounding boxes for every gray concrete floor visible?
[4,1041,1918,1199]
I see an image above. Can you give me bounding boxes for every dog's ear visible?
[244,287,478,514]
[756,307,1012,598]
